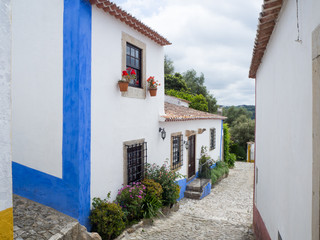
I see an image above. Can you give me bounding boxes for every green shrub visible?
[116,182,146,222]
[211,171,218,184]
[145,162,183,206]
[141,179,163,219]
[223,124,236,168]
[142,179,163,199]
[141,194,163,219]
[230,143,246,161]
[90,197,125,240]
[210,159,230,184]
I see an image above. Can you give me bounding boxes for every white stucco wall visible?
[255,0,320,239]
[0,0,13,212]
[11,0,63,178]
[158,119,223,178]
[91,6,223,201]
[91,7,165,200]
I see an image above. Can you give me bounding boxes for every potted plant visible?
[118,69,136,92]
[147,76,160,97]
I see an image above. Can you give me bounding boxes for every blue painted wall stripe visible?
[12,0,92,228]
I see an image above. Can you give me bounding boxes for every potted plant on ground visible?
[147,76,160,97]
[118,69,136,92]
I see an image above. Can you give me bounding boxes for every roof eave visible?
[90,0,171,46]
[249,0,283,79]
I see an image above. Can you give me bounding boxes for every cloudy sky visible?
[113,0,262,106]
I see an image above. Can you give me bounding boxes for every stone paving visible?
[13,195,101,240]
[119,162,254,240]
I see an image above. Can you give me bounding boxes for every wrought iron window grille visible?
[172,135,183,170]
[210,128,216,150]
[125,142,147,185]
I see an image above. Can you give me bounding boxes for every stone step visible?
[186,178,211,192]
[184,190,202,200]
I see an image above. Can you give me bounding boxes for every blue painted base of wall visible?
[177,165,219,201]
[210,163,217,169]
[12,162,80,221]
[199,181,211,200]
[176,171,201,201]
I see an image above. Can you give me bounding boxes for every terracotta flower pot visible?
[149,88,157,97]
[118,81,129,92]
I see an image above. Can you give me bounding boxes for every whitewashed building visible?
[0,0,13,239]
[249,0,320,239]
[11,0,225,228]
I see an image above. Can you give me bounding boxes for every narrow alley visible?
[119,162,254,240]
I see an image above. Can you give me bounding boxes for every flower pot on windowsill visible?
[118,81,129,92]
[149,88,157,97]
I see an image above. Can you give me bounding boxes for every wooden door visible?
[188,135,196,178]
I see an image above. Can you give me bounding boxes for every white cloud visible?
[113,0,262,105]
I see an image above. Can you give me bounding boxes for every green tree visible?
[165,73,189,91]
[206,94,218,113]
[230,115,255,150]
[165,89,208,112]
[183,69,207,96]
[189,94,208,112]
[164,55,174,75]
[223,106,252,127]
[183,69,218,113]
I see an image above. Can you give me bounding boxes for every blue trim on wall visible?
[176,178,187,201]
[220,120,223,160]
[176,175,199,201]
[200,181,211,200]
[12,0,92,228]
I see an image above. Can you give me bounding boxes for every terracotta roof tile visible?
[163,102,226,122]
[249,0,283,78]
[90,0,171,46]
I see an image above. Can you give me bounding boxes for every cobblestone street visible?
[120,162,254,240]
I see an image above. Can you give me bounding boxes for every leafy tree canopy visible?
[164,58,218,113]
[183,69,207,97]
[164,55,174,75]
[223,106,252,127]
[230,116,255,149]
[165,89,208,112]
[164,73,188,92]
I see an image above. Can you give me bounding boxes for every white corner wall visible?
[255,0,320,239]
[91,7,165,200]
[0,0,13,213]
[11,0,63,178]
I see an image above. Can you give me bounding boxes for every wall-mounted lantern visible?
[159,128,166,140]
[184,140,189,150]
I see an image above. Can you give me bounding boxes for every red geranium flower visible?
[136,80,139,85]
[131,69,136,75]
[122,70,128,76]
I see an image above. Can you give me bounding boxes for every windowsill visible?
[121,86,146,99]
[171,165,182,172]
